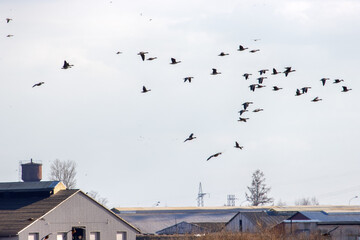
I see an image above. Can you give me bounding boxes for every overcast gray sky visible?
[0,0,359,208]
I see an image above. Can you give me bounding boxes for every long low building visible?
[113,205,360,239]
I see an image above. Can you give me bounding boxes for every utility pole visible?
[197,182,209,207]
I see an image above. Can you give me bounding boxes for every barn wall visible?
[17,192,137,240]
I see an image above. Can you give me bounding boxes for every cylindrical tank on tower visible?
[22,159,42,182]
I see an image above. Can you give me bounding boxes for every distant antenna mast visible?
[197,182,209,207]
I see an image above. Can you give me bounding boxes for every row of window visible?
[28,231,126,240]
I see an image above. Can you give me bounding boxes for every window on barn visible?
[116,232,127,240]
[72,227,86,240]
[57,232,68,240]
[90,232,100,240]
[28,233,39,240]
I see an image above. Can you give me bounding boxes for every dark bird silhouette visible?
[116,51,122,54]
[238,45,248,51]
[238,117,249,122]
[284,67,296,77]
[170,58,181,64]
[206,152,222,161]
[147,57,157,61]
[249,84,258,92]
[234,141,243,149]
[32,82,45,88]
[137,51,148,61]
[342,86,352,92]
[273,86,283,91]
[256,84,266,89]
[243,73,252,80]
[184,77,194,83]
[258,69,269,75]
[62,60,73,69]
[249,49,260,53]
[253,108,263,112]
[6,34,14,37]
[239,109,248,116]
[242,101,253,110]
[295,89,302,96]
[257,77,267,84]
[211,68,221,75]
[320,78,329,86]
[43,234,52,240]
[301,87,311,94]
[218,52,229,56]
[333,79,344,84]
[272,68,281,75]
[6,18,12,23]
[311,96,322,102]
[253,39,261,41]
[141,86,151,93]
[184,133,196,142]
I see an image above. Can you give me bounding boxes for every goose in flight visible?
[184,77,194,83]
[170,58,181,64]
[333,79,344,84]
[116,51,122,54]
[249,49,260,53]
[256,84,266,89]
[206,152,222,161]
[6,18,12,23]
[137,51,148,61]
[249,84,258,92]
[257,77,267,84]
[6,34,14,37]
[272,68,281,75]
[295,89,302,96]
[239,109,248,116]
[311,96,322,102]
[32,82,44,88]
[238,117,249,122]
[284,67,296,77]
[243,73,252,80]
[242,101,253,110]
[234,142,243,149]
[320,78,329,86]
[184,133,196,142]
[141,86,151,93]
[211,68,221,75]
[238,45,248,51]
[253,108,263,112]
[301,87,311,94]
[342,86,352,92]
[62,60,73,69]
[147,57,157,61]
[218,52,229,56]
[272,86,283,91]
[258,69,269,75]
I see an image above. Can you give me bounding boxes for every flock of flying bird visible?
[125,43,353,161]
[5,16,353,162]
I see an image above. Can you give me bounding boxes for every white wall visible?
[17,191,138,240]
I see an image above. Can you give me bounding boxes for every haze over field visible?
[0,0,359,208]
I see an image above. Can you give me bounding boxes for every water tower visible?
[21,159,42,182]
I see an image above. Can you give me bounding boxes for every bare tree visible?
[87,191,109,207]
[49,159,77,189]
[276,199,287,206]
[295,197,319,206]
[245,169,274,206]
